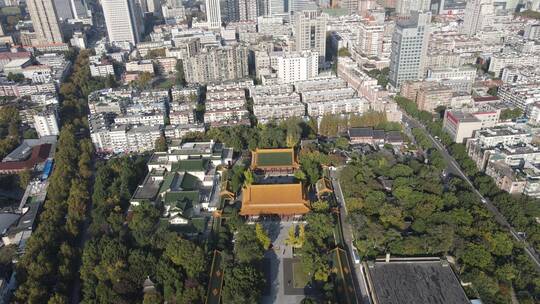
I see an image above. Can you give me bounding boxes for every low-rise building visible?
[426,66,477,93]
[126,60,155,74]
[129,141,233,231]
[498,83,540,113]
[442,110,483,143]
[348,128,403,146]
[90,62,115,78]
[400,81,454,113]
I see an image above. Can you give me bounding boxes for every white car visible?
[351,243,361,264]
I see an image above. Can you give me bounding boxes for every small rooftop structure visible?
[240,183,310,216]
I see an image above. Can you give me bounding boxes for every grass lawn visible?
[292,261,310,288]
[257,151,293,167]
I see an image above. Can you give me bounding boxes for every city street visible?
[401,113,540,270]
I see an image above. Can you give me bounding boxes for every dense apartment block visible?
[337,57,387,103]
[182,46,249,84]
[251,84,304,122]
[498,83,540,112]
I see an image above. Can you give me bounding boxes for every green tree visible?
[7,72,25,83]
[134,72,153,89]
[165,237,205,278]
[129,202,160,247]
[143,290,163,304]
[461,243,493,270]
[243,170,254,187]
[154,135,167,152]
[499,108,522,120]
[18,168,31,189]
[222,263,265,304]
[235,225,265,263]
[312,200,330,212]
[255,223,271,249]
[23,129,38,139]
[175,60,185,86]
[285,224,305,248]
[338,47,351,57]
[485,232,513,256]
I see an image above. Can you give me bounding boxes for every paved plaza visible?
[260,219,312,304]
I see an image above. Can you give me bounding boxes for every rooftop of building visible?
[477,127,530,137]
[0,212,20,234]
[365,258,469,304]
[132,173,162,201]
[3,137,57,162]
[3,57,31,67]
[445,110,481,123]
[171,158,209,172]
[250,148,298,169]
[240,182,310,216]
[0,144,52,172]
[4,196,42,237]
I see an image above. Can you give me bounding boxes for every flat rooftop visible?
[477,127,529,137]
[366,259,469,304]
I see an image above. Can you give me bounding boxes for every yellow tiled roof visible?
[240,183,310,215]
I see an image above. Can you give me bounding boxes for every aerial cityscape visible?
[0,0,539,303]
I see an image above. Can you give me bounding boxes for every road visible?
[330,168,371,304]
[401,113,540,270]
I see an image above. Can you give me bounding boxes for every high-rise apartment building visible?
[388,11,431,88]
[396,0,431,16]
[33,106,60,137]
[358,15,385,58]
[239,0,258,20]
[289,0,318,13]
[102,0,144,44]
[225,0,259,21]
[341,0,359,14]
[205,0,222,28]
[27,0,63,44]
[54,0,74,20]
[461,0,495,37]
[295,10,328,64]
[275,51,319,83]
[183,46,249,84]
[358,0,377,16]
[267,0,285,15]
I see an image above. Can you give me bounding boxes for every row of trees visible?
[341,151,539,303]
[14,50,114,303]
[318,111,400,138]
[0,105,20,159]
[397,96,540,255]
[182,117,317,151]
